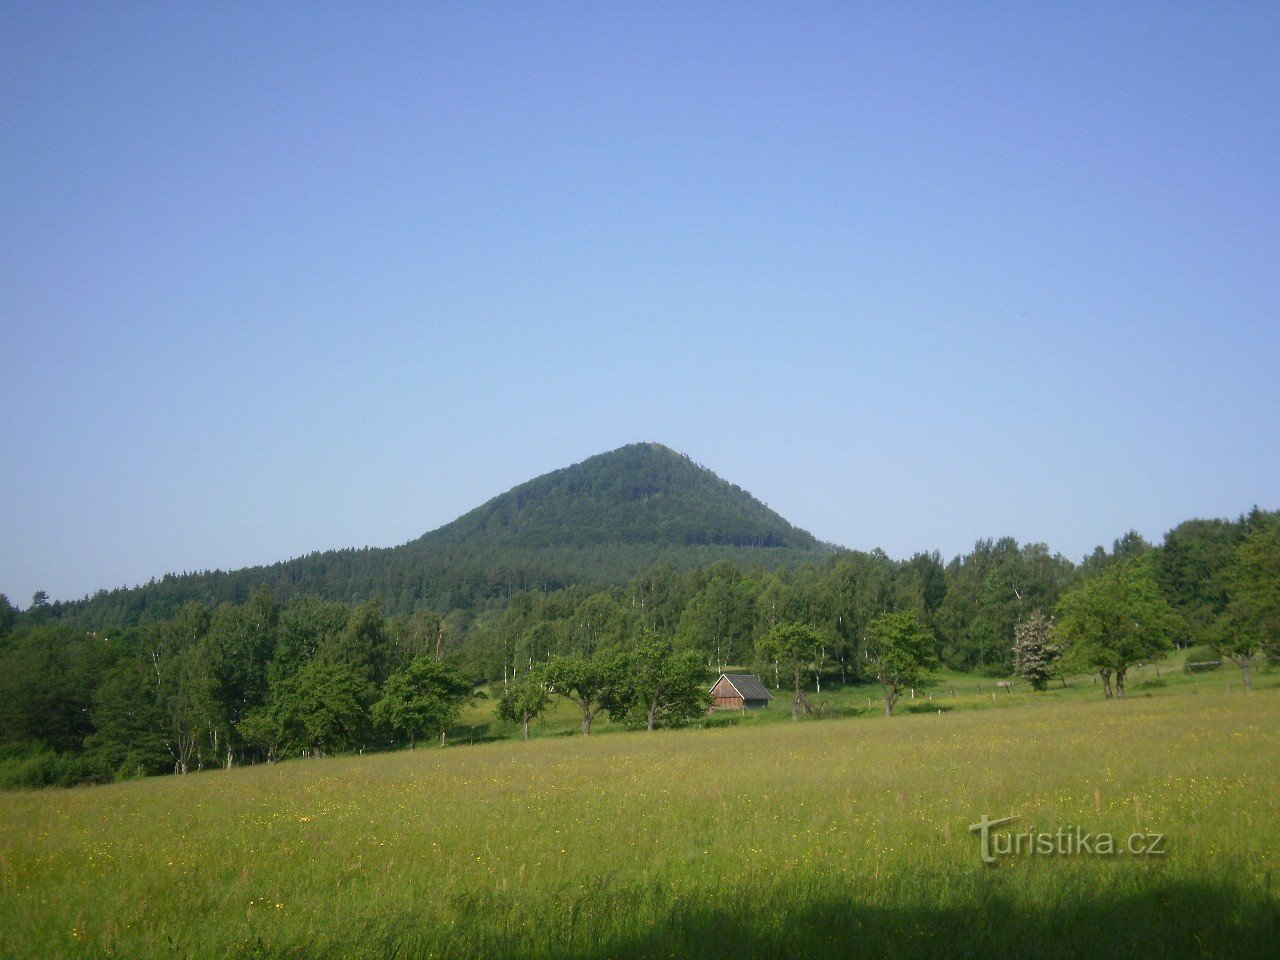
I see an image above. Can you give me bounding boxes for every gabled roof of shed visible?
[712,673,773,701]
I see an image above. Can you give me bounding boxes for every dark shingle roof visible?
[716,673,773,701]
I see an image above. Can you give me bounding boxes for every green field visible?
[2,663,1277,959]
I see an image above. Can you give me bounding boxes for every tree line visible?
[1,508,1275,787]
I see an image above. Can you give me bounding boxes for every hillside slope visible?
[48,443,832,627]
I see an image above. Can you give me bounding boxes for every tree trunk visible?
[885,691,895,717]
[1115,667,1127,699]
[647,702,657,731]
[582,710,593,736]
[522,711,530,741]
[1236,657,1253,691]
[792,668,802,720]
[440,729,446,746]
[1100,669,1113,699]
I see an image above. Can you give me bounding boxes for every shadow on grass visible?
[903,702,955,715]
[248,880,1279,960]
[447,723,506,746]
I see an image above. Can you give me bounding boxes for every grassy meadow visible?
[2,663,1278,959]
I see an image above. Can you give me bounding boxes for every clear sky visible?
[2,3,1277,606]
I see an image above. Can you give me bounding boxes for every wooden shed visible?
[709,673,773,711]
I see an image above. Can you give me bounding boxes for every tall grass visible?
[2,684,1276,958]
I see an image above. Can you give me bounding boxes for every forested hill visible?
[430,443,822,550]
[42,443,832,629]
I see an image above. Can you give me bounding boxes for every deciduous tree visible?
[1055,559,1177,699]
[1012,612,1061,691]
[541,654,620,735]
[867,611,936,717]
[495,675,551,740]
[373,657,477,747]
[614,635,709,730]
[756,622,824,720]
[274,660,371,756]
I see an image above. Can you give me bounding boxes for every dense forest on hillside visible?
[36,444,830,629]
[2,507,1276,787]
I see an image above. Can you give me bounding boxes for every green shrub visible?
[0,744,112,790]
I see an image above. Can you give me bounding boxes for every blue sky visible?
[2,3,1277,605]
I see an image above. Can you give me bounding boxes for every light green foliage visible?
[1226,520,1280,644]
[540,653,621,735]
[867,610,937,716]
[676,573,755,670]
[494,675,552,739]
[372,657,477,747]
[611,634,710,730]
[757,622,825,719]
[1055,558,1178,698]
[236,703,290,764]
[8,507,1279,786]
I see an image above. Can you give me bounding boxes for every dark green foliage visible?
[86,660,172,777]
[273,660,373,755]
[0,742,112,789]
[933,539,1073,674]
[321,598,395,686]
[3,492,1277,788]
[204,589,279,739]
[373,657,477,746]
[1157,518,1247,642]
[270,595,349,686]
[40,443,831,628]
[0,594,16,638]
[0,625,114,752]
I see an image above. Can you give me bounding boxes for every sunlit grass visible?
[2,662,1277,958]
